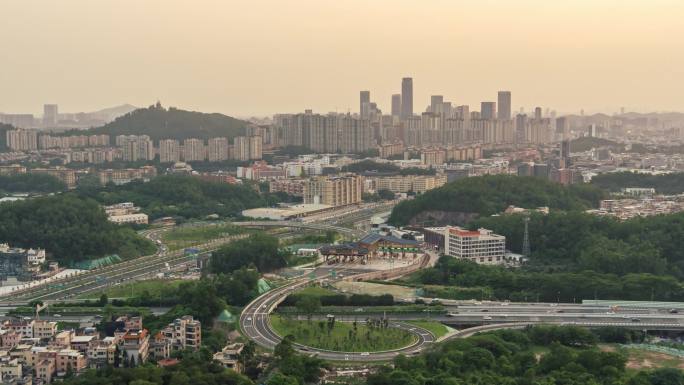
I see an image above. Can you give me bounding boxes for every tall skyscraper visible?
[430,95,444,113]
[207,137,229,162]
[121,135,154,161]
[556,117,568,137]
[560,139,571,167]
[43,104,58,127]
[481,102,496,120]
[497,91,511,120]
[391,94,401,117]
[159,139,181,163]
[515,114,528,144]
[6,129,38,151]
[534,107,543,120]
[360,91,370,118]
[401,77,413,119]
[182,138,206,161]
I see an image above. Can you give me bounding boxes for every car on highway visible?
[246,317,252,322]
[631,318,641,322]
[669,309,679,314]
[446,312,459,317]
[54,314,61,318]
[360,352,370,356]
[483,316,492,321]
[606,311,615,315]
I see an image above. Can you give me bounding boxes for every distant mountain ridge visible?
[73,103,248,141]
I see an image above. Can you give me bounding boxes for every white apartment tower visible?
[159,139,181,163]
[207,137,230,161]
[182,138,205,162]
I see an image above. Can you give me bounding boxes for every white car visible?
[360,352,370,356]
[246,317,252,322]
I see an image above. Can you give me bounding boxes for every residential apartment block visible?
[160,316,201,351]
[303,175,363,207]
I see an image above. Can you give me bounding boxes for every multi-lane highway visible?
[241,263,684,361]
[0,202,393,304]
[0,232,247,304]
[240,263,436,361]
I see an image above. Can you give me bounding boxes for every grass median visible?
[270,314,417,352]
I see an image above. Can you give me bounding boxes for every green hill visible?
[70,103,248,141]
[569,137,622,152]
[387,175,605,226]
[591,171,684,194]
[89,174,271,220]
[0,195,155,264]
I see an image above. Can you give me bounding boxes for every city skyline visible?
[2,0,684,117]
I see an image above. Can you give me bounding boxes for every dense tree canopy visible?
[84,174,270,220]
[591,172,684,195]
[472,211,684,278]
[410,256,684,303]
[0,173,67,193]
[367,326,676,385]
[0,195,155,263]
[570,137,622,152]
[63,104,248,141]
[388,175,605,225]
[211,233,288,274]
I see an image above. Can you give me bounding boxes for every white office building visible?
[444,226,506,265]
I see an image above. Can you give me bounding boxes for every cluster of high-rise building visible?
[4,130,264,164]
[38,134,110,150]
[273,111,374,154]
[271,78,563,157]
[121,135,263,163]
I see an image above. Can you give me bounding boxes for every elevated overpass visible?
[232,221,366,238]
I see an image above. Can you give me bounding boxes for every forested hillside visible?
[388,175,605,225]
[85,174,270,220]
[0,174,67,194]
[0,195,155,263]
[367,326,680,385]
[591,171,684,195]
[67,103,247,141]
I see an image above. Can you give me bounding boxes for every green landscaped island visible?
[270,315,417,352]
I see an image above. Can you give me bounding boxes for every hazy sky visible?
[2,0,684,117]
